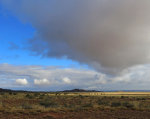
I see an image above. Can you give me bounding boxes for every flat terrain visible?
[0,91,150,119]
[49,91,150,96]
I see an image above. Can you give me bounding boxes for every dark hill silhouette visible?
[0,88,28,93]
[0,88,12,92]
[63,89,100,92]
[0,88,101,93]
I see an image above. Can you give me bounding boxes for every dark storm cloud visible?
[2,0,150,73]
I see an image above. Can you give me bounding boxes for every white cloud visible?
[34,78,50,86]
[0,63,150,90]
[16,78,28,85]
[62,77,71,84]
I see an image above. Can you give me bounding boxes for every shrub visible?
[140,98,146,100]
[111,102,121,107]
[9,92,13,95]
[22,103,33,109]
[33,93,39,97]
[39,94,45,99]
[55,93,61,96]
[13,92,17,95]
[122,102,134,108]
[25,94,34,99]
[98,100,109,106]
[83,103,93,108]
[0,92,4,95]
[79,95,84,99]
[40,99,57,108]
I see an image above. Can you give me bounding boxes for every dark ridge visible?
[1,88,150,93]
[0,88,12,92]
[0,88,29,93]
[0,88,100,93]
[62,89,101,92]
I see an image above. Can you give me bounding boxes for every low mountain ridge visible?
[63,89,100,92]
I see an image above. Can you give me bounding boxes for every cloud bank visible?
[1,0,150,73]
[34,79,50,86]
[0,63,150,91]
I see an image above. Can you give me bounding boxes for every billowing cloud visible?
[1,0,150,74]
[34,79,50,86]
[16,78,28,85]
[62,77,71,84]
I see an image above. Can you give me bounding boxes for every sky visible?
[1,0,150,91]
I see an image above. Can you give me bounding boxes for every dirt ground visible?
[1,92,150,119]
[0,109,150,119]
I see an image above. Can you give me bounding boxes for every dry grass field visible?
[0,91,150,119]
[49,91,150,96]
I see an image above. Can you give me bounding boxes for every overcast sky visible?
[0,0,150,91]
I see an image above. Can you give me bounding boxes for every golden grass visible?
[48,91,150,97]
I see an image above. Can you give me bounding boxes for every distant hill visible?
[0,88,150,93]
[62,89,100,92]
[0,88,13,92]
[0,88,28,93]
[0,88,99,93]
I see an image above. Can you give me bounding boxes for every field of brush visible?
[0,91,150,119]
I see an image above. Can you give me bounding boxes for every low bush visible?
[40,99,58,108]
[83,103,93,108]
[111,102,121,107]
[39,95,44,99]
[25,94,34,99]
[98,100,109,106]
[0,92,4,95]
[33,93,39,97]
[122,102,134,108]
[13,92,17,95]
[22,103,33,109]
[121,96,125,99]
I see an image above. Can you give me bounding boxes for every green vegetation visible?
[0,92,150,110]
[0,92,150,118]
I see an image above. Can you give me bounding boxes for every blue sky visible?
[0,7,82,68]
[1,0,150,91]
